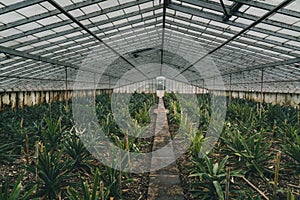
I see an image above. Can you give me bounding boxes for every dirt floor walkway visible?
[147,94,185,200]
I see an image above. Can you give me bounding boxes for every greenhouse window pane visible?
[0,28,22,37]
[40,2,56,11]
[245,7,268,17]
[99,0,119,10]
[278,29,300,37]
[0,0,23,6]
[124,5,139,14]
[17,4,48,17]
[69,9,85,17]
[55,0,73,7]
[37,16,62,26]
[81,4,100,15]
[0,11,24,24]
[107,10,124,18]
[16,22,42,32]
[285,1,300,12]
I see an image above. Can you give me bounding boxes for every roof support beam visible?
[160,0,170,76]
[47,0,148,79]
[0,1,160,44]
[165,26,289,70]
[190,57,300,82]
[170,2,299,41]
[0,74,107,85]
[168,13,300,52]
[0,45,78,70]
[219,0,229,17]
[0,24,162,84]
[182,0,300,33]
[164,27,283,62]
[2,11,162,63]
[0,0,44,15]
[231,0,300,18]
[223,57,300,76]
[166,20,299,57]
[172,0,296,78]
[0,45,131,82]
[0,0,108,31]
[0,19,162,75]
[223,1,243,21]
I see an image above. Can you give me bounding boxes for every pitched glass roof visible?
[0,0,299,93]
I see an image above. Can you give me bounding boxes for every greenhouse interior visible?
[0,0,300,199]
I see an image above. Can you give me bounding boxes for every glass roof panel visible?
[55,0,73,7]
[0,0,298,92]
[0,11,24,23]
[0,0,23,6]
[99,0,119,9]
[17,4,48,17]
[69,8,85,17]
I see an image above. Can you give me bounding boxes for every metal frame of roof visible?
[0,0,299,93]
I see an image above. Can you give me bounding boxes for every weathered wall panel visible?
[0,89,114,110]
[214,90,300,108]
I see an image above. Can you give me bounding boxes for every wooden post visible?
[65,67,68,112]
[225,167,230,200]
[273,152,281,199]
[260,69,264,119]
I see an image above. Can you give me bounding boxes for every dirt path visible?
[147,95,185,200]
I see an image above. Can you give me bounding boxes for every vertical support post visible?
[212,77,215,95]
[65,67,68,112]
[260,69,264,119]
[15,92,19,112]
[94,73,96,106]
[108,76,111,89]
[108,76,111,97]
[297,105,300,125]
[229,74,232,101]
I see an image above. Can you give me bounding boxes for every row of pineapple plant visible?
[163,92,300,199]
[0,92,157,199]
